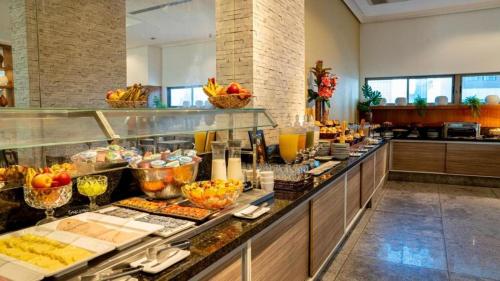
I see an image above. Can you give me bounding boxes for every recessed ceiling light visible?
[370,0,409,5]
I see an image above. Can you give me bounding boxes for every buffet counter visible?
[390,139,500,178]
[64,141,389,281]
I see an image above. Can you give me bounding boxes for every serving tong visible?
[80,240,190,281]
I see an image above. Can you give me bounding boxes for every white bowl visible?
[395,97,407,106]
[379,98,387,106]
[485,95,499,105]
[435,96,448,105]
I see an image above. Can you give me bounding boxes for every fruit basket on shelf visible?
[106,100,147,108]
[182,179,243,210]
[208,95,252,109]
[105,83,150,108]
[203,78,252,109]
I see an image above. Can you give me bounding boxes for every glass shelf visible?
[0,108,276,150]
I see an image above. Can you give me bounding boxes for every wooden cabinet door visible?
[199,250,242,281]
[375,144,388,188]
[446,143,500,177]
[252,204,309,281]
[346,165,361,227]
[361,155,375,207]
[391,142,446,173]
[310,176,345,275]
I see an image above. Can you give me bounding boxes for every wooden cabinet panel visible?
[375,144,388,187]
[200,251,242,281]
[252,204,309,281]
[392,142,446,173]
[310,176,345,275]
[346,165,361,227]
[446,143,500,177]
[361,155,375,207]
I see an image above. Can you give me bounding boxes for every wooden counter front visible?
[251,203,310,281]
[346,165,361,227]
[310,176,346,274]
[391,142,446,173]
[361,155,375,206]
[200,250,242,281]
[446,143,500,177]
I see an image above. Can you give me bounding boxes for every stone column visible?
[216,0,306,144]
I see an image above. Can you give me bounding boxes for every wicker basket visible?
[274,176,314,192]
[208,95,251,109]
[106,99,148,108]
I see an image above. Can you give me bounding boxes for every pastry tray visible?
[114,197,215,222]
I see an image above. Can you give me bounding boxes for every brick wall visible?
[11,0,40,107]
[216,0,305,144]
[11,0,126,108]
[252,0,305,143]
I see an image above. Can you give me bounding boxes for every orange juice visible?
[279,134,299,164]
[194,131,207,153]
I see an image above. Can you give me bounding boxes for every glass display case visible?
[0,108,276,150]
[0,108,276,232]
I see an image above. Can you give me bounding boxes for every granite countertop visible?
[134,141,386,281]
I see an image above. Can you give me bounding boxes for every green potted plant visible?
[464,96,481,118]
[357,83,382,122]
[413,96,428,117]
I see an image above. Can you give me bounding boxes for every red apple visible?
[106,90,114,99]
[238,89,252,99]
[32,173,53,189]
[51,180,61,187]
[54,172,71,186]
[226,83,240,94]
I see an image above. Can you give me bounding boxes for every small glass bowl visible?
[77,175,108,211]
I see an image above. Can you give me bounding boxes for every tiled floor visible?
[321,181,500,281]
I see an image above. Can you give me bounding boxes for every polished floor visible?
[321,181,500,281]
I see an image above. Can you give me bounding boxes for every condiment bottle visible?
[211,141,227,180]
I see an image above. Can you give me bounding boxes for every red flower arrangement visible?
[308,60,338,107]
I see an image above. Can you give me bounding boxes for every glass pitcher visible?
[211,141,227,180]
[227,140,243,181]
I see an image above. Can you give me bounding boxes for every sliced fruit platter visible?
[0,226,115,279]
[203,78,252,109]
[42,212,163,250]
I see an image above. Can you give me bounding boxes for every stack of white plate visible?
[332,143,350,160]
[317,140,331,156]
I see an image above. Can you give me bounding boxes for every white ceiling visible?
[126,0,215,48]
[344,0,500,23]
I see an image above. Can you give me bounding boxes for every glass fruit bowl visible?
[131,162,199,199]
[24,183,72,225]
[182,179,243,210]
